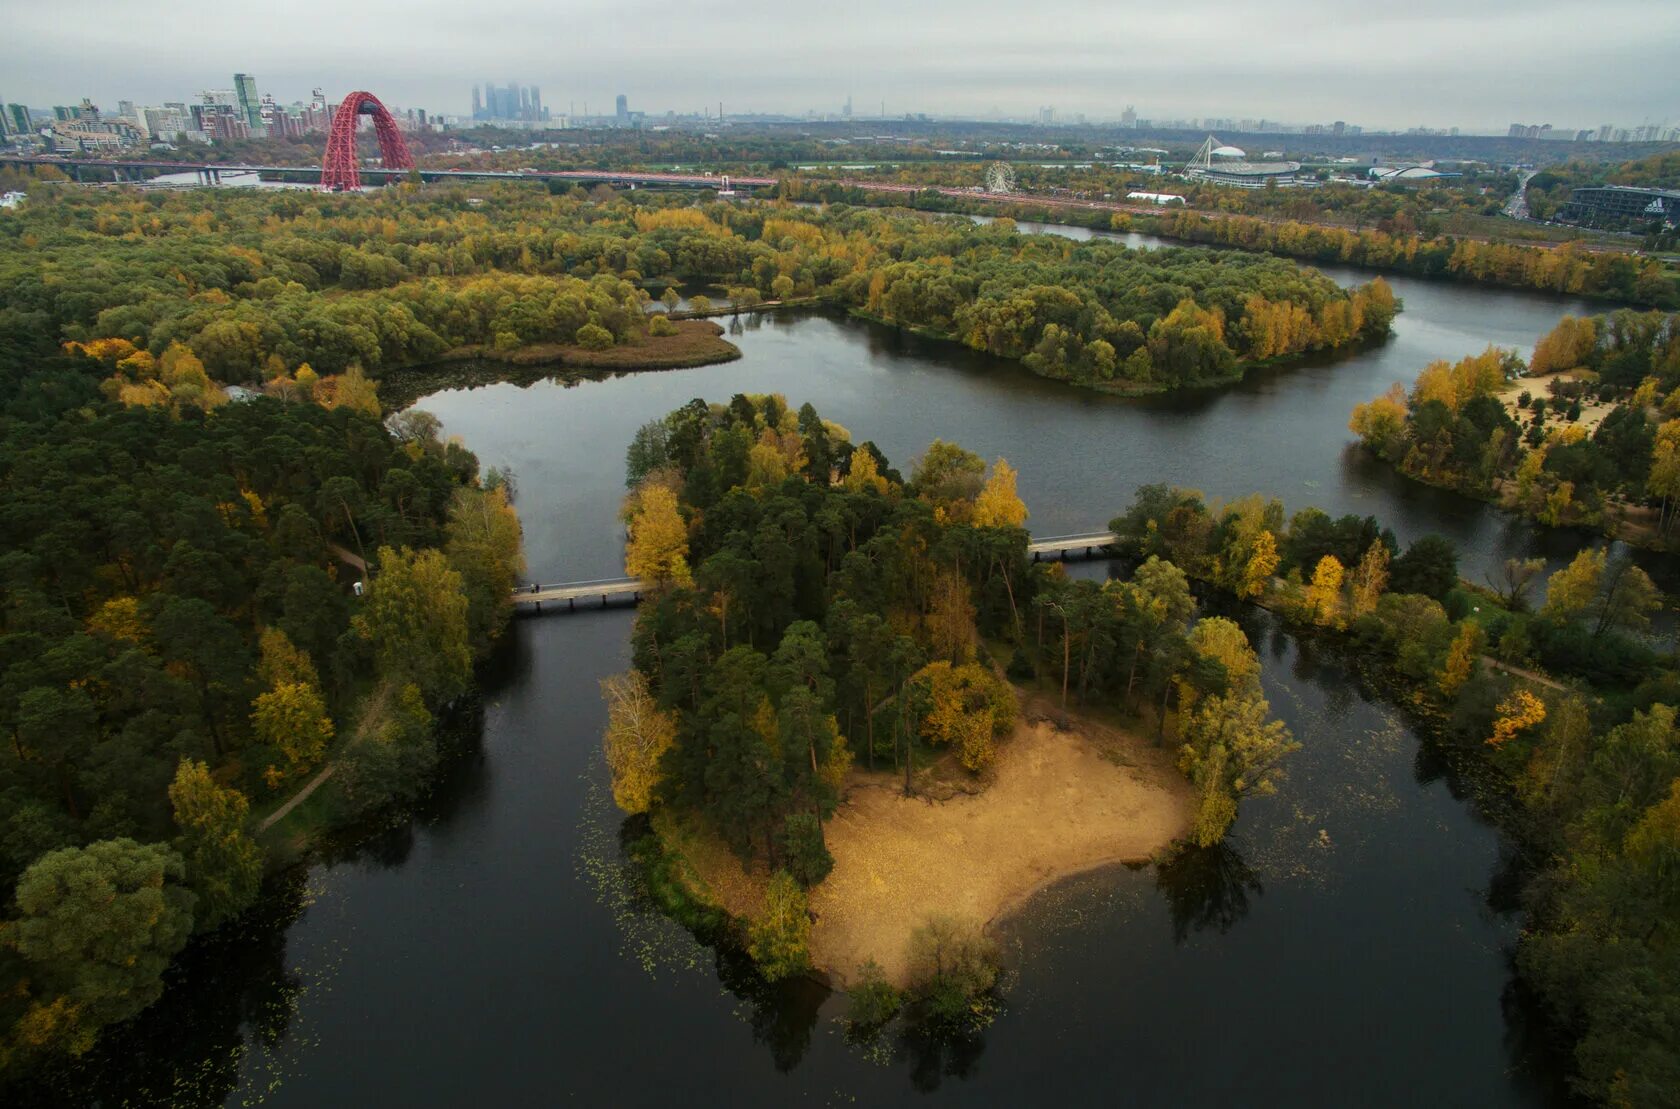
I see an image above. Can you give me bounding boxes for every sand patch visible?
[671,697,1194,988]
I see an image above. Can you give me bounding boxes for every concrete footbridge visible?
[514,532,1119,615]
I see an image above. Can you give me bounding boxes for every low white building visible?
[1126,191,1186,206]
[0,191,25,210]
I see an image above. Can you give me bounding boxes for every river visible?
[29,227,1634,1106]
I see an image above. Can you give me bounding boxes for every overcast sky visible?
[5,0,1676,131]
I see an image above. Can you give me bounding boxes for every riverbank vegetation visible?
[0,337,525,1073]
[600,394,1294,1033]
[1,183,1392,399]
[785,179,1680,309]
[1348,309,1680,546]
[1097,482,1679,1105]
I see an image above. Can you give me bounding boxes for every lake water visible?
[27,226,1633,1106]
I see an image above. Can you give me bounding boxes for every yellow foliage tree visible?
[331,363,382,417]
[1437,621,1484,698]
[1488,689,1547,748]
[87,596,146,643]
[1347,543,1390,619]
[252,681,334,788]
[625,484,692,586]
[600,670,678,813]
[972,459,1028,528]
[911,660,1018,774]
[1348,384,1408,457]
[842,448,891,494]
[1529,315,1598,376]
[1540,548,1605,623]
[1306,555,1346,627]
[256,627,319,691]
[1241,529,1280,599]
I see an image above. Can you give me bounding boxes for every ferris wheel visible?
[984,162,1016,194]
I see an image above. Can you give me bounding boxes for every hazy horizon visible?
[5,0,1677,132]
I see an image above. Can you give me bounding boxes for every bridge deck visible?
[513,533,1119,614]
[514,578,646,607]
[1027,532,1118,557]
[0,155,774,189]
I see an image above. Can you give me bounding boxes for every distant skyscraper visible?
[616,94,628,126]
[471,84,482,119]
[843,94,852,119]
[1121,105,1137,128]
[530,86,541,121]
[233,73,263,134]
[8,104,30,134]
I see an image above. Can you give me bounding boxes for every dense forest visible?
[0,305,524,1069]
[1349,310,1680,543]
[784,179,1680,308]
[0,183,1393,397]
[602,394,1301,1026]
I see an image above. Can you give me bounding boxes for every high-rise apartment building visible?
[7,104,32,135]
[616,94,629,125]
[233,73,264,134]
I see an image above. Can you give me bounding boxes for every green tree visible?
[7,839,195,1056]
[749,870,811,981]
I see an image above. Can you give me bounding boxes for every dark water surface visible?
[36,233,1634,1106]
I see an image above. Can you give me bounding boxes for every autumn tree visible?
[252,679,335,789]
[1306,554,1346,627]
[910,660,1018,774]
[1241,529,1280,598]
[624,484,692,585]
[926,568,978,662]
[355,545,473,706]
[600,670,678,813]
[1349,384,1409,459]
[1437,621,1484,698]
[1488,689,1547,748]
[168,759,262,931]
[1347,542,1390,619]
[446,484,526,646]
[972,458,1028,528]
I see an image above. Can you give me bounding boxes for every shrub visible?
[575,322,615,351]
[648,314,678,337]
[905,914,1000,1033]
[846,959,903,1030]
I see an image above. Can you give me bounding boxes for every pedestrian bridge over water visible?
[513,531,1119,613]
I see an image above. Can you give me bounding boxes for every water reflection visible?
[1155,841,1264,943]
[902,1023,988,1093]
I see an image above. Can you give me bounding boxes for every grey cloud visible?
[3,0,1675,129]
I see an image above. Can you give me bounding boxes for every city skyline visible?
[5,0,1677,133]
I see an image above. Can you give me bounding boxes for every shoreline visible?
[661,694,1194,989]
